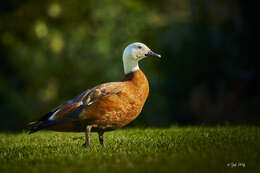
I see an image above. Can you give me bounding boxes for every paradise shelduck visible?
[28,42,161,147]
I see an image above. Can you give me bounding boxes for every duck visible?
[28,42,161,147]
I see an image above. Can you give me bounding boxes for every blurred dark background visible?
[0,0,259,131]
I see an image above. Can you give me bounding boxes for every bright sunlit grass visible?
[0,126,259,173]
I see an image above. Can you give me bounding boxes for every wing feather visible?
[27,82,125,133]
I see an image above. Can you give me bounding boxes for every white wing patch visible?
[48,109,60,120]
[48,101,83,121]
[88,101,94,106]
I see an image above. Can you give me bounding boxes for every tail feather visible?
[26,121,52,134]
[26,105,85,134]
[26,120,55,134]
[27,118,71,134]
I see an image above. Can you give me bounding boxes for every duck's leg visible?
[83,125,92,147]
[98,131,104,147]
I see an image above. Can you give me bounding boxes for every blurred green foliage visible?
[0,0,259,131]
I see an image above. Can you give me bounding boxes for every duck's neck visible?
[123,57,139,74]
[123,69,148,86]
[123,69,149,104]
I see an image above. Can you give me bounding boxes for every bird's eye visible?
[138,46,142,49]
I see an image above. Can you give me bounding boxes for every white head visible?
[122,42,161,74]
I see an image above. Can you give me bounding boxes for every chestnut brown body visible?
[31,70,149,133]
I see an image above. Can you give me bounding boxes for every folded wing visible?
[27,82,124,133]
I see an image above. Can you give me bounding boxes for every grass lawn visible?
[0,126,259,173]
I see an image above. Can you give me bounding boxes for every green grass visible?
[0,126,259,173]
